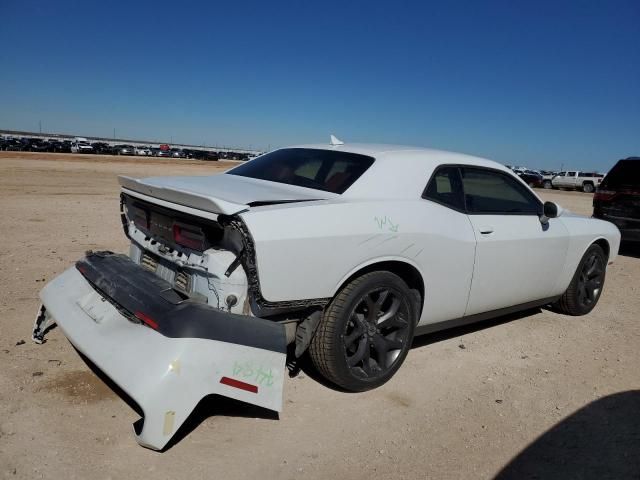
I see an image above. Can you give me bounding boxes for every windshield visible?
[602,159,640,188]
[227,148,375,194]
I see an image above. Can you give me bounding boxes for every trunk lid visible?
[119,173,331,216]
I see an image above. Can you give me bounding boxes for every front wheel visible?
[543,180,552,189]
[554,244,607,316]
[309,271,418,392]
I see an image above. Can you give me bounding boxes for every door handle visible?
[479,226,494,235]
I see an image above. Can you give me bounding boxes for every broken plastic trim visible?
[76,251,287,353]
[120,192,331,314]
[219,216,331,313]
[245,199,322,208]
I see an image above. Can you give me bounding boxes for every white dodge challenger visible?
[34,140,620,449]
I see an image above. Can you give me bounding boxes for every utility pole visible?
[113,128,116,140]
[39,120,42,134]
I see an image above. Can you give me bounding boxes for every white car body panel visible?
[552,214,620,292]
[464,215,570,315]
[241,198,477,325]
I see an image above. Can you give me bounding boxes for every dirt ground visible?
[1,152,638,479]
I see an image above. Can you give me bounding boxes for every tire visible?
[583,182,594,193]
[554,244,607,316]
[309,271,418,392]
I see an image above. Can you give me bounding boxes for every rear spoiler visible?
[118,176,249,216]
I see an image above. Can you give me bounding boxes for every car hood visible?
[119,173,333,215]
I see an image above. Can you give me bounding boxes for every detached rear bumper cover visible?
[36,252,287,450]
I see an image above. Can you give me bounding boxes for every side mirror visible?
[539,201,562,225]
[543,201,559,218]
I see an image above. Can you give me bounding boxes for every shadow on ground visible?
[411,307,542,350]
[76,349,277,452]
[164,395,278,450]
[494,391,640,479]
[298,307,545,391]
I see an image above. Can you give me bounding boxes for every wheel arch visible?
[332,257,425,317]
[592,237,610,259]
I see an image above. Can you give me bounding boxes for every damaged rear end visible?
[32,175,321,450]
[34,252,287,450]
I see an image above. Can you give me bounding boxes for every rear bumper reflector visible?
[220,376,259,394]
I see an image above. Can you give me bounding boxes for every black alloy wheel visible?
[342,287,411,379]
[309,271,418,391]
[576,249,605,309]
[555,244,607,316]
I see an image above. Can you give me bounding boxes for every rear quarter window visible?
[227,148,375,194]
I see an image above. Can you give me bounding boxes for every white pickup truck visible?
[551,171,604,193]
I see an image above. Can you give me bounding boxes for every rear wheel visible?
[554,244,606,316]
[543,180,552,189]
[309,271,418,391]
[583,182,595,193]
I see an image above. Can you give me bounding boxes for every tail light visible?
[134,311,159,330]
[594,189,616,201]
[172,222,205,250]
[129,205,150,230]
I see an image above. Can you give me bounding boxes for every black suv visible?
[593,157,640,242]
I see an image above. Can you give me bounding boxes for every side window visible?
[567,171,577,177]
[461,167,541,215]
[423,166,464,211]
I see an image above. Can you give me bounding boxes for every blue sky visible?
[0,0,638,170]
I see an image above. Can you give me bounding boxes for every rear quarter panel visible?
[553,215,621,294]
[240,199,477,325]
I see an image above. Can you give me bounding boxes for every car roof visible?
[290,142,503,168]
[285,142,514,200]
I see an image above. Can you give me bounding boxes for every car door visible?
[460,166,569,316]
[566,171,578,188]
[421,166,477,323]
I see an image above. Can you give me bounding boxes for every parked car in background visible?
[182,149,198,159]
[151,148,171,157]
[513,169,543,188]
[540,171,560,189]
[47,140,63,152]
[170,148,186,158]
[45,140,71,153]
[134,146,152,156]
[91,142,114,155]
[35,141,620,450]
[552,171,604,192]
[203,151,219,161]
[70,138,94,154]
[25,138,50,152]
[113,144,135,156]
[4,138,26,151]
[593,157,640,242]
